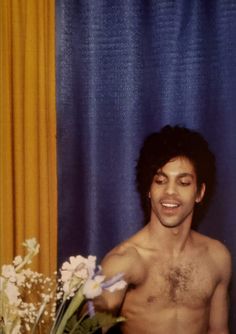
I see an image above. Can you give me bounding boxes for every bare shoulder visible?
[101,235,145,284]
[193,231,232,281]
[209,238,232,282]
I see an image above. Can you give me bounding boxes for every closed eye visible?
[179,179,191,186]
[154,175,167,184]
[155,179,166,184]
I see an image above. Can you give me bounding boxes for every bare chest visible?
[127,258,216,308]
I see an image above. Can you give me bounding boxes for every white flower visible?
[22,238,40,255]
[86,256,97,277]
[61,281,72,296]
[13,255,23,266]
[83,275,105,299]
[15,272,26,286]
[5,281,21,305]
[61,255,96,283]
[2,265,17,282]
[23,268,33,276]
[0,276,6,292]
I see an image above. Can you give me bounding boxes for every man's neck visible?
[147,218,193,256]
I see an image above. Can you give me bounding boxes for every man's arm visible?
[94,245,144,314]
[208,244,232,334]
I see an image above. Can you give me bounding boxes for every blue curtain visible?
[56,0,236,330]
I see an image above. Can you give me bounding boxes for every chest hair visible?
[164,264,194,302]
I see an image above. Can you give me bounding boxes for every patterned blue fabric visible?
[56,1,236,330]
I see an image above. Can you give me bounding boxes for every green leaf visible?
[64,312,125,334]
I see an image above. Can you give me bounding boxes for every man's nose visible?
[165,181,177,195]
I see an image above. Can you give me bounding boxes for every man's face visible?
[149,156,205,228]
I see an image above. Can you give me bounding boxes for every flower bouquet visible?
[0,238,126,334]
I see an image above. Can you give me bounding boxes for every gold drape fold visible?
[0,0,57,275]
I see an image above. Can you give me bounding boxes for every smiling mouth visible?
[161,202,180,209]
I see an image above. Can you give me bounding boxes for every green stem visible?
[50,299,67,334]
[31,297,49,334]
[54,289,85,334]
[69,311,88,334]
[15,250,36,272]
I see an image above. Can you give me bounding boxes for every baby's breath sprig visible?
[0,239,126,334]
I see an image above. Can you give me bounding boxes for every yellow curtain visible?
[0,0,57,276]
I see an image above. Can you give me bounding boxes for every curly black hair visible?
[136,125,216,227]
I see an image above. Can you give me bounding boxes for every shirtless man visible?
[97,125,232,334]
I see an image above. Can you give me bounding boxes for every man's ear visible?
[195,183,206,203]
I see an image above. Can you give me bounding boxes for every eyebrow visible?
[156,171,194,179]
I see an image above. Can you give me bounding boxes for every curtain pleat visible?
[0,0,57,276]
